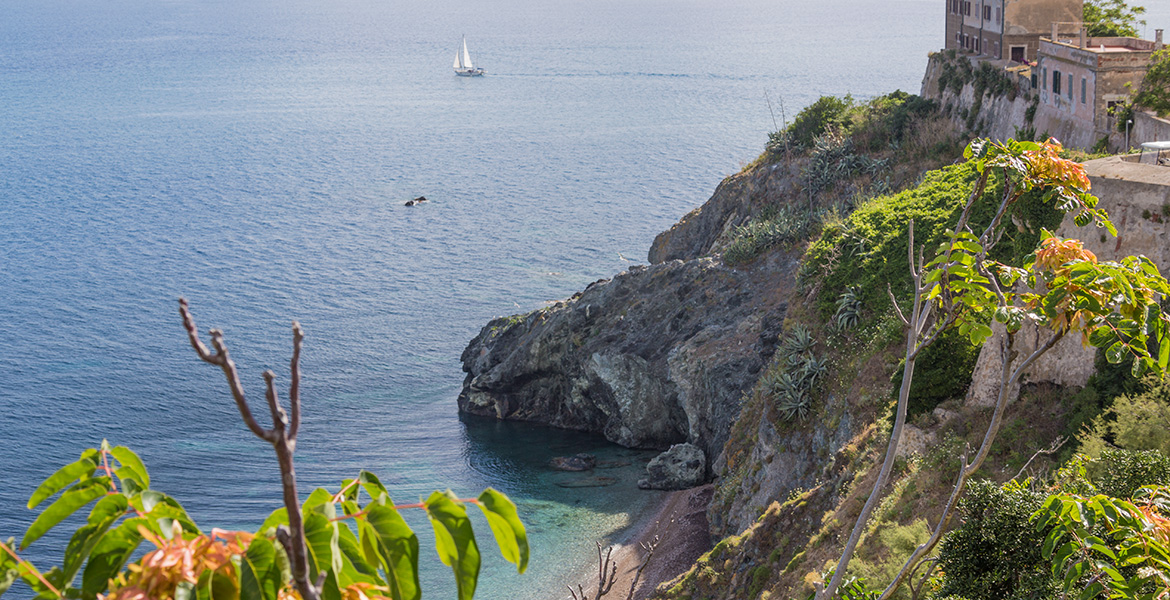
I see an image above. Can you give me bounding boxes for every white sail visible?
[462,37,474,69]
[453,50,462,69]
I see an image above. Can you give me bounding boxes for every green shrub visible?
[934,480,1057,600]
[785,95,855,150]
[889,328,981,417]
[804,160,1062,322]
[1095,448,1170,499]
[1077,370,1165,457]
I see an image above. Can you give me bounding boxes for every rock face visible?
[649,160,802,264]
[459,162,798,467]
[639,443,706,490]
[459,256,791,463]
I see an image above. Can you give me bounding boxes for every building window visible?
[1032,72,1038,88]
[984,5,991,19]
[1081,78,1087,103]
[995,6,1001,24]
[1043,67,1048,90]
[1068,73,1073,100]
[1053,69,1062,95]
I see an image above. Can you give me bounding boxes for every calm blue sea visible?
[0,0,949,597]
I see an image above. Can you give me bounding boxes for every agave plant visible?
[835,287,863,330]
[784,324,816,357]
[779,390,812,421]
[799,354,828,387]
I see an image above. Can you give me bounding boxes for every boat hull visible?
[455,68,485,77]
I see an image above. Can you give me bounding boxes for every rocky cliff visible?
[459,160,802,465]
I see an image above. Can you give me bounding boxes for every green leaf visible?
[62,494,129,584]
[366,503,420,600]
[240,537,280,600]
[257,508,289,536]
[21,478,110,550]
[1078,581,1104,600]
[357,472,389,504]
[148,495,201,537]
[109,447,150,490]
[303,512,343,586]
[968,323,994,345]
[303,488,334,515]
[425,492,480,600]
[196,567,240,600]
[28,449,99,509]
[82,519,144,598]
[475,489,528,573]
[1106,341,1127,365]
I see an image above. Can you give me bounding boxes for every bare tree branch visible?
[888,284,910,327]
[1013,436,1068,482]
[288,321,304,441]
[624,536,660,600]
[179,299,319,600]
[264,370,290,433]
[179,298,274,443]
[880,328,1066,599]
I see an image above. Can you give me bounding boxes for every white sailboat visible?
[453,35,485,77]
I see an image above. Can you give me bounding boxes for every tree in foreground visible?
[0,300,528,600]
[818,138,1170,600]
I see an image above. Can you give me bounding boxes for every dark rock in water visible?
[404,200,415,206]
[554,475,617,488]
[549,453,596,471]
[404,196,427,206]
[638,443,705,490]
[594,459,632,469]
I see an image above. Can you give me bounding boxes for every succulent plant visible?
[779,390,811,421]
[784,324,816,357]
[799,355,828,387]
[835,286,863,330]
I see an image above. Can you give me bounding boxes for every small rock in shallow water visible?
[549,453,596,471]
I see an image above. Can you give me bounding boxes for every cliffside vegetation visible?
[651,93,1170,600]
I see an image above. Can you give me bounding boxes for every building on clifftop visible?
[945,0,1083,62]
[1035,27,1164,145]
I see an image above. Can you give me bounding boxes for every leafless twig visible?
[179,299,319,600]
[1012,436,1068,482]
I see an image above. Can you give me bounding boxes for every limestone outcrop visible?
[458,254,792,464]
[459,163,799,467]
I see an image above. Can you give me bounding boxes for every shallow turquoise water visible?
[0,0,947,597]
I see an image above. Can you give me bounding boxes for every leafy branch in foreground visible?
[817,139,1170,600]
[1035,485,1170,599]
[0,301,528,600]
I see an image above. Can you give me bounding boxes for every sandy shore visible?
[568,485,714,600]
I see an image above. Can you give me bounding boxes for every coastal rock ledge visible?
[458,253,791,464]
